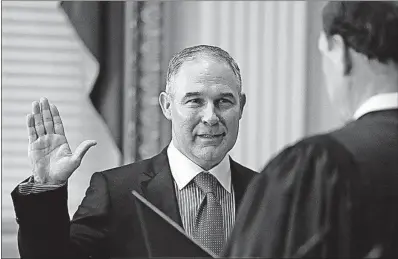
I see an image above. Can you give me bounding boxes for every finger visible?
[32,101,45,136]
[40,97,54,134]
[72,140,97,165]
[50,104,65,136]
[26,114,38,144]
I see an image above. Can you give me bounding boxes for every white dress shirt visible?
[167,141,232,192]
[167,141,235,241]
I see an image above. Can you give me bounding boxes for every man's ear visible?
[239,93,246,119]
[159,92,172,120]
[318,32,351,74]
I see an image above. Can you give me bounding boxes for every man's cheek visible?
[221,111,240,126]
[181,122,196,140]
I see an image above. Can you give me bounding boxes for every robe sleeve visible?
[223,135,358,258]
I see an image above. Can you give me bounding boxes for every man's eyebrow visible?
[182,92,237,99]
[183,92,202,99]
[219,93,236,99]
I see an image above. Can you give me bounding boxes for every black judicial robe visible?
[223,109,398,258]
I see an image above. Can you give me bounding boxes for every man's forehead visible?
[178,56,234,75]
[173,58,239,92]
[194,74,237,86]
[176,81,238,96]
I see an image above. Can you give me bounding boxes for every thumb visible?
[72,140,97,165]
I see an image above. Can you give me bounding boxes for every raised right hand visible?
[27,98,97,185]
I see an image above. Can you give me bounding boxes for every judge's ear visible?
[319,32,352,76]
[159,92,172,120]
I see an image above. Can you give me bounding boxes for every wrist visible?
[33,174,67,185]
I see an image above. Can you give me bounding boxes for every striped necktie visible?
[193,172,225,255]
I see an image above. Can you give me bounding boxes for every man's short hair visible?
[322,1,398,64]
[165,45,242,94]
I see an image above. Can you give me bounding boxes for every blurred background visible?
[1,1,341,257]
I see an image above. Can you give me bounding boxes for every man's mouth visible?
[197,133,225,138]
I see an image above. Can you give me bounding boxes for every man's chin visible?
[196,146,226,161]
[187,146,230,170]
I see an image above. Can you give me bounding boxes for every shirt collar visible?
[167,140,231,193]
[353,92,398,120]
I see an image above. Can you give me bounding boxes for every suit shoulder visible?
[89,153,164,194]
[230,159,258,176]
[98,153,158,179]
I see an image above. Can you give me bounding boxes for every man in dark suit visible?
[223,1,398,258]
[12,45,256,258]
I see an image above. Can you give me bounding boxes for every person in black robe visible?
[223,2,398,258]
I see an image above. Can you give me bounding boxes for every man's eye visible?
[218,99,232,105]
[186,99,202,105]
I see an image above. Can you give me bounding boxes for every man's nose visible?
[201,103,219,126]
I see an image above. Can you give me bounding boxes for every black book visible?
[132,191,215,258]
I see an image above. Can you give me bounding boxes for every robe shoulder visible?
[223,134,357,258]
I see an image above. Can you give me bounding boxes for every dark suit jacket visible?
[12,147,256,259]
[223,109,398,258]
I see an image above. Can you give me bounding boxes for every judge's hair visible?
[322,1,398,74]
[165,45,242,95]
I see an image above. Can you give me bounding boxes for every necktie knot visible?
[194,172,218,196]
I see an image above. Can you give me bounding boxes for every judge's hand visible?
[27,98,97,185]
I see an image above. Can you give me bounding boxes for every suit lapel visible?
[139,147,183,227]
[138,150,254,226]
[230,158,255,211]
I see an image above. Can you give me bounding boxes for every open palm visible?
[27,98,97,185]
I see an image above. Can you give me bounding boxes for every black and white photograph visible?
[1,1,398,258]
